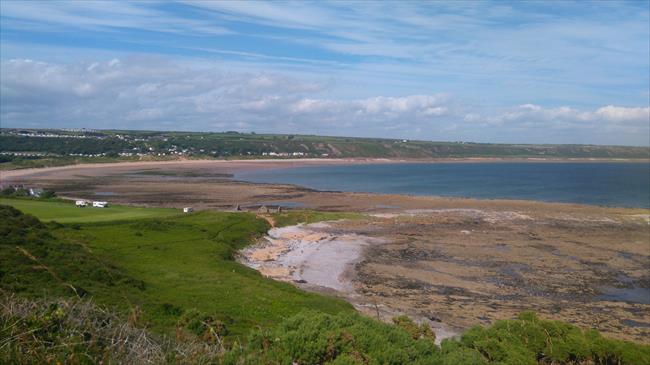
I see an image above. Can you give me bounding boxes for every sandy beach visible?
[239,222,377,292]
[3,156,647,180]
[0,158,369,180]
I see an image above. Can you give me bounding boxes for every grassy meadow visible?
[0,198,179,223]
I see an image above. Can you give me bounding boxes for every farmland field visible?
[0,198,179,223]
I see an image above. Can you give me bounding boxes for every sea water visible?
[237,162,650,208]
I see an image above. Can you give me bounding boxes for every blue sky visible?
[1,0,649,145]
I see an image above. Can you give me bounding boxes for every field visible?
[0,198,179,223]
[0,199,353,340]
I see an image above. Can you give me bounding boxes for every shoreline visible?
[1,158,649,213]
[2,156,648,181]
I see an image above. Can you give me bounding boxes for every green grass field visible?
[0,198,179,223]
[0,199,353,340]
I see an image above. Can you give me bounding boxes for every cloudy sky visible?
[1,1,649,145]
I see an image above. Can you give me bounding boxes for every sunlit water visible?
[237,162,650,208]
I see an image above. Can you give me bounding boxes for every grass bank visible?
[0,200,353,341]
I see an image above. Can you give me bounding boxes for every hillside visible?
[1,129,648,168]
[0,200,353,338]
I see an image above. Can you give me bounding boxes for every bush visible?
[224,310,441,365]
[0,205,48,246]
[40,189,57,199]
[0,186,15,196]
[457,311,650,365]
[226,311,650,365]
[0,294,223,364]
[392,315,436,343]
[13,188,30,197]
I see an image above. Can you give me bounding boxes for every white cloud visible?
[490,104,649,127]
[595,105,650,123]
[125,108,164,122]
[1,57,648,146]
[0,0,232,35]
[1,1,648,116]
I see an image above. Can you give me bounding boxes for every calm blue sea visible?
[237,162,650,208]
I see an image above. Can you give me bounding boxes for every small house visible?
[92,201,108,208]
[29,188,44,197]
[183,207,193,213]
[257,205,269,214]
[75,200,87,207]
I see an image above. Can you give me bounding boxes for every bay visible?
[237,162,650,208]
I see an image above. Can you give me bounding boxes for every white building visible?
[75,200,87,207]
[183,207,193,213]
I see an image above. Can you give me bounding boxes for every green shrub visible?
[0,294,224,364]
[392,315,436,343]
[40,189,57,199]
[0,204,48,246]
[179,309,229,345]
[457,311,650,365]
[226,310,441,365]
[227,310,650,365]
[0,186,15,196]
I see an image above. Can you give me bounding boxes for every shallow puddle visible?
[598,286,650,305]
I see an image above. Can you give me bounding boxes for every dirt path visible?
[257,214,276,227]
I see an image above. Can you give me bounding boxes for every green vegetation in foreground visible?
[227,311,650,365]
[0,198,179,223]
[0,203,353,341]
[1,201,649,364]
[272,210,363,227]
[4,296,649,365]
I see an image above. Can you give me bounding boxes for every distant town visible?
[1,128,648,170]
